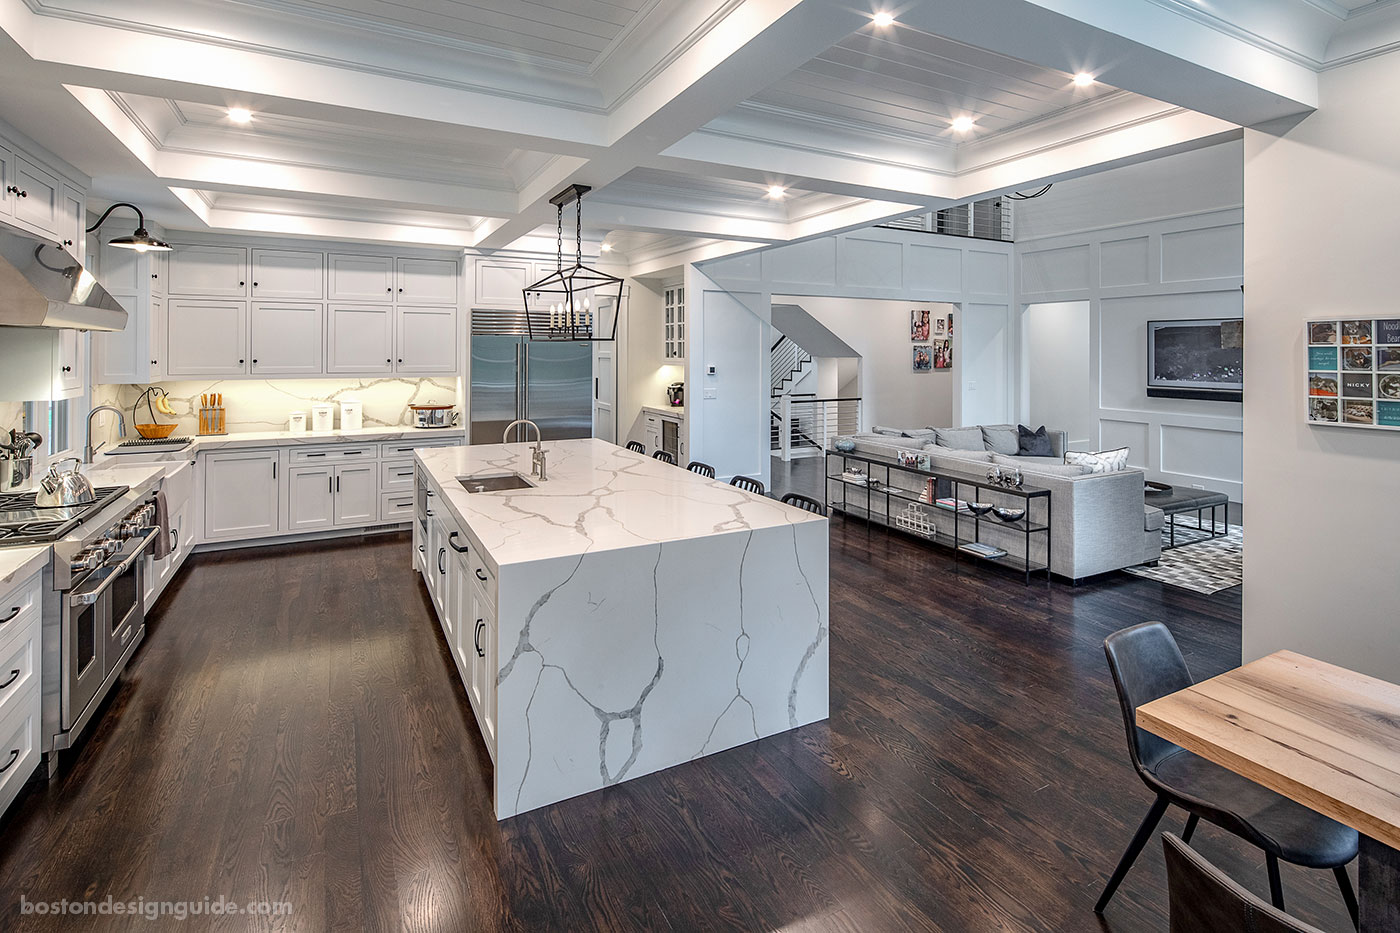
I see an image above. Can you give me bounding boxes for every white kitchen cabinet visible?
[473,259,530,309]
[395,306,457,373]
[663,283,686,361]
[450,551,471,671]
[166,299,247,375]
[168,245,248,297]
[396,257,457,304]
[56,328,81,395]
[326,304,394,374]
[250,249,324,299]
[332,463,377,526]
[380,490,415,523]
[95,292,163,384]
[0,327,82,400]
[327,253,394,301]
[425,517,446,611]
[469,580,496,751]
[250,302,323,375]
[203,450,280,540]
[58,185,84,259]
[643,412,662,454]
[0,144,12,218]
[11,156,59,237]
[286,465,335,533]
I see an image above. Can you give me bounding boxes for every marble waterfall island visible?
[414,439,829,819]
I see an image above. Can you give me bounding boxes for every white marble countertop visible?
[96,425,465,464]
[0,545,49,588]
[641,404,685,419]
[416,437,821,566]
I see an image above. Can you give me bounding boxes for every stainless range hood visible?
[0,227,127,332]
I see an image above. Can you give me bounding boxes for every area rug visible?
[1123,524,1243,595]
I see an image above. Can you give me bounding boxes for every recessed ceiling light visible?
[1073,72,1095,87]
[600,242,612,252]
[951,116,975,133]
[871,11,895,27]
[227,107,253,124]
[766,185,787,199]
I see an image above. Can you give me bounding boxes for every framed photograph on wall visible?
[1306,317,1400,431]
[911,309,930,341]
[933,338,952,370]
[912,345,932,371]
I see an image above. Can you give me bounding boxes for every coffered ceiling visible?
[0,0,1392,273]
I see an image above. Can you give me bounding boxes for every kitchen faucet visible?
[502,419,546,481]
[83,405,127,464]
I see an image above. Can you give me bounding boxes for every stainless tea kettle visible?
[35,457,96,508]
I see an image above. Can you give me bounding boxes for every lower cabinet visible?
[287,465,335,532]
[204,450,280,540]
[0,572,42,821]
[469,580,497,752]
[332,463,377,525]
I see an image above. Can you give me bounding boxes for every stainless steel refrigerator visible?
[470,334,593,444]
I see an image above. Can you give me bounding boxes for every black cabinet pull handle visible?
[0,749,16,773]
[306,452,326,457]
[328,476,333,494]
[0,606,21,625]
[475,620,484,657]
[170,528,178,552]
[0,669,18,690]
[475,568,487,582]
[448,531,468,553]
[437,547,446,574]
[336,476,341,492]
[425,508,433,517]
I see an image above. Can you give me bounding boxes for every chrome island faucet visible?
[503,419,547,481]
[83,405,127,463]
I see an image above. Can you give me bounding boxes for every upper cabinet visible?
[0,131,87,248]
[328,253,394,301]
[663,283,686,361]
[327,304,394,375]
[58,185,84,259]
[11,156,60,238]
[395,306,458,374]
[250,249,324,299]
[166,299,248,376]
[473,259,530,309]
[396,258,457,305]
[249,302,323,375]
[168,245,248,297]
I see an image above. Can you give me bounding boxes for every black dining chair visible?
[1098,623,1359,928]
[1162,834,1330,933]
[780,493,826,516]
[625,440,646,453]
[729,475,764,495]
[686,461,716,478]
[652,450,676,464]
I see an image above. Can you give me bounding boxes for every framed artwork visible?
[911,309,930,341]
[934,316,946,337]
[1307,318,1400,430]
[933,338,952,370]
[912,345,932,371]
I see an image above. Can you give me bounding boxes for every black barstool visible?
[780,493,826,516]
[625,440,646,453]
[729,475,764,495]
[652,450,676,465]
[686,461,716,478]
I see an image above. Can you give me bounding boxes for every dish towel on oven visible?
[152,489,172,560]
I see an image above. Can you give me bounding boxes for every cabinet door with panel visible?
[326,304,393,374]
[469,584,496,750]
[332,463,378,526]
[250,249,324,299]
[0,144,11,218]
[473,260,529,309]
[203,450,280,540]
[55,329,81,395]
[395,258,457,304]
[286,465,335,533]
[250,302,323,375]
[58,185,83,259]
[327,253,394,301]
[11,157,59,236]
[395,306,457,373]
[168,245,248,297]
[166,299,247,375]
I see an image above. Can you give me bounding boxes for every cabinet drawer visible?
[380,459,416,490]
[468,549,497,607]
[378,438,461,459]
[0,575,40,649]
[0,683,40,819]
[380,490,415,522]
[287,445,375,464]
[0,619,39,724]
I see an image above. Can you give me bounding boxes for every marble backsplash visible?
[91,377,460,444]
[0,402,22,436]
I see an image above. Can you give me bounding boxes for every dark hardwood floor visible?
[0,518,1350,932]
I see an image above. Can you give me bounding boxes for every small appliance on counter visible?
[198,393,227,435]
[410,402,460,429]
[288,411,307,434]
[311,403,334,432]
[340,398,363,432]
[666,382,684,407]
[0,428,41,491]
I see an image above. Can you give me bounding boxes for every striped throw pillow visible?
[1064,447,1131,474]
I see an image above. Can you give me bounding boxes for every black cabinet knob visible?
[239,281,245,287]
[397,358,402,363]
[16,190,25,198]
[386,287,392,293]
[252,359,258,364]
[253,282,259,287]
[398,287,403,293]
[152,273,158,279]
[63,239,73,246]
[239,358,245,364]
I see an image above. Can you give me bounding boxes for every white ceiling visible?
[0,0,1390,273]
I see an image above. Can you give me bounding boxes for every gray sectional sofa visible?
[830,424,1162,582]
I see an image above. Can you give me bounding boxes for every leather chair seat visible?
[1152,749,1358,868]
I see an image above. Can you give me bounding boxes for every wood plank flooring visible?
[0,523,1353,932]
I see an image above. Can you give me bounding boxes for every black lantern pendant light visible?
[86,202,172,252]
[523,184,622,342]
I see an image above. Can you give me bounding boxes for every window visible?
[21,399,73,457]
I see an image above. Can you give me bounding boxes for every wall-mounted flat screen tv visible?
[1146,318,1243,402]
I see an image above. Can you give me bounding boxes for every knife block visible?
[198,405,226,435]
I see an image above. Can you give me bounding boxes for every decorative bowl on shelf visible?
[833,437,856,452]
[967,502,994,516]
[992,506,1026,523]
[135,422,177,439]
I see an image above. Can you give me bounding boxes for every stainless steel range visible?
[0,484,161,772]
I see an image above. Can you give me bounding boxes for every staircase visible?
[771,335,812,398]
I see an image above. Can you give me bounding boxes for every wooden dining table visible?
[1137,650,1400,932]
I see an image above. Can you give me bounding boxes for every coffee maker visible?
[666,382,684,407]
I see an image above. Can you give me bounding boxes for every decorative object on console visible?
[912,345,932,372]
[966,501,994,516]
[893,501,935,537]
[911,309,930,341]
[986,465,1023,489]
[833,436,856,452]
[1306,317,1400,429]
[992,506,1026,524]
[1065,447,1130,474]
[522,184,623,342]
[897,449,930,470]
[1016,424,1056,457]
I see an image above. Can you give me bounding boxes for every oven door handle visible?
[68,526,160,607]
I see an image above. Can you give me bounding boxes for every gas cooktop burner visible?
[0,485,130,546]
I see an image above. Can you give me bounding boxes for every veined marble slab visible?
[416,438,829,819]
[95,426,464,465]
[0,545,48,588]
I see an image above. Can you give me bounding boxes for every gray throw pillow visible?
[871,425,903,436]
[1065,447,1131,474]
[1017,424,1056,457]
[934,426,984,450]
[981,424,1019,455]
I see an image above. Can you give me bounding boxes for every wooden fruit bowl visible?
[135,422,177,439]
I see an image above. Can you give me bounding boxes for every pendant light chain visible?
[556,203,564,272]
[575,195,583,264]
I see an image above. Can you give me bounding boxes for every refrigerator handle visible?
[522,343,530,426]
[514,342,523,443]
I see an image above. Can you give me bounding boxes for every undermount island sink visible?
[459,473,536,493]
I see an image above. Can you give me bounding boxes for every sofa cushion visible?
[981,424,1020,455]
[901,428,937,439]
[992,453,1090,477]
[935,426,984,450]
[1017,424,1056,457]
[923,444,993,465]
[1065,447,1131,474]
[871,425,904,436]
[1145,506,1165,533]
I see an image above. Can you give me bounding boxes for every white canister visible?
[311,403,334,433]
[339,399,363,432]
[288,411,307,434]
